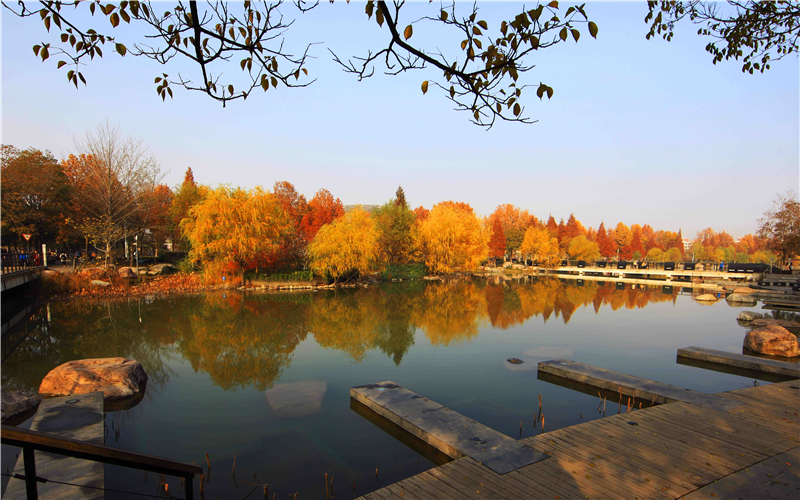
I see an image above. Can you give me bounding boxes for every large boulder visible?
[733,287,756,294]
[118,266,136,278]
[90,280,111,287]
[150,263,177,275]
[744,325,800,358]
[1,390,42,423]
[39,358,148,400]
[726,293,758,305]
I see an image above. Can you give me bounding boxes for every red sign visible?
[22,234,32,241]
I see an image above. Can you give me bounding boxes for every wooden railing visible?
[1,425,203,500]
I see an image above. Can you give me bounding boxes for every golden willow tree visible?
[181,186,290,283]
[419,202,488,274]
[308,207,380,282]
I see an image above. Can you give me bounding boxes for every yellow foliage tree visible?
[419,202,488,274]
[181,186,290,283]
[567,235,600,261]
[308,207,379,281]
[520,227,561,265]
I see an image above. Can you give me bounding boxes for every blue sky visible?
[2,2,797,237]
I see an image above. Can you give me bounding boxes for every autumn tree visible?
[613,222,632,254]
[1,145,70,249]
[394,185,408,209]
[69,122,163,266]
[758,191,800,264]
[141,184,173,257]
[300,189,344,242]
[9,2,598,127]
[373,193,418,265]
[545,215,559,238]
[630,227,644,260]
[488,204,538,255]
[596,222,616,259]
[260,181,309,271]
[308,207,380,281]
[419,202,488,274]
[488,217,507,259]
[182,186,291,283]
[568,235,599,261]
[519,227,560,266]
[169,167,204,252]
[413,206,430,224]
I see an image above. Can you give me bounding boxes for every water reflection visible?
[3,278,685,394]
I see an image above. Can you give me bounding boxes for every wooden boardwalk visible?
[357,381,799,499]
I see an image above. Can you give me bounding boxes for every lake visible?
[1,277,768,499]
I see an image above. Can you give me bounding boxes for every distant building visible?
[682,239,691,252]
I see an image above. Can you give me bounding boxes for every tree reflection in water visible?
[3,278,682,393]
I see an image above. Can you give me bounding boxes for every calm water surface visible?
[1,277,767,499]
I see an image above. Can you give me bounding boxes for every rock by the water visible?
[118,267,136,278]
[733,287,756,294]
[151,263,177,275]
[90,280,111,287]
[42,269,58,277]
[726,293,757,304]
[695,294,718,302]
[737,311,762,322]
[80,267,106,279]
[1,390,42,423]
[744,325,800,358]
[39,358,148,400]
[507,358,524,365]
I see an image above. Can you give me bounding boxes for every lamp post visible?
[135,235,139,281]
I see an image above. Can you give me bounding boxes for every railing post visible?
[23,445,39,500]
[185,473,194,500]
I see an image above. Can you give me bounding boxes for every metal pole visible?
[42,244,47,267]
[23,446,38,500]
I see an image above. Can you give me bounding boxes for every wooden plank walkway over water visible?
[357,381,799,499]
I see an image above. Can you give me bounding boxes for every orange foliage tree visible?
[308,207,379,281]
[519,227,560,265]
[488,204,538,255]
[419,202,488,274]
[300,188,344,242]
[488,217,506,259]
[181,186,291,283]
[169,167,204,252]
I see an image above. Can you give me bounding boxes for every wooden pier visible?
[355,380,799,499]
[677,346,800,380]
[4,392,105,500]
[545,265,762,284]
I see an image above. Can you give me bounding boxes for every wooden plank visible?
[545,426,696,494]
[681,447,800,500]
[449,459,537,500]
[539,435,677,499]
[351,382,548,474]
[385,482,425,500]
[411,470,466,500]
[538,360,743,412]
[677,346,800,379]
[424,466,485,499]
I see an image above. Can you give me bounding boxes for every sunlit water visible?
[1,277,772,499]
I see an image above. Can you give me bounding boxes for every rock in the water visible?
[737,311,762,322]
[80,267,106,279]
[265,380,327,417]
[726,293,757,304]
[90,280,111,287]
[744,325,800,358]
[39,358,148,400]
[1,390,42,423]
[695,294,718,302]
[507,358,524,365]
[118,266,136,278]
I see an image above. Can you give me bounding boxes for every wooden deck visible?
[357,381,799,499]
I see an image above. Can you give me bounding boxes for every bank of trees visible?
[2,136,790,274]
